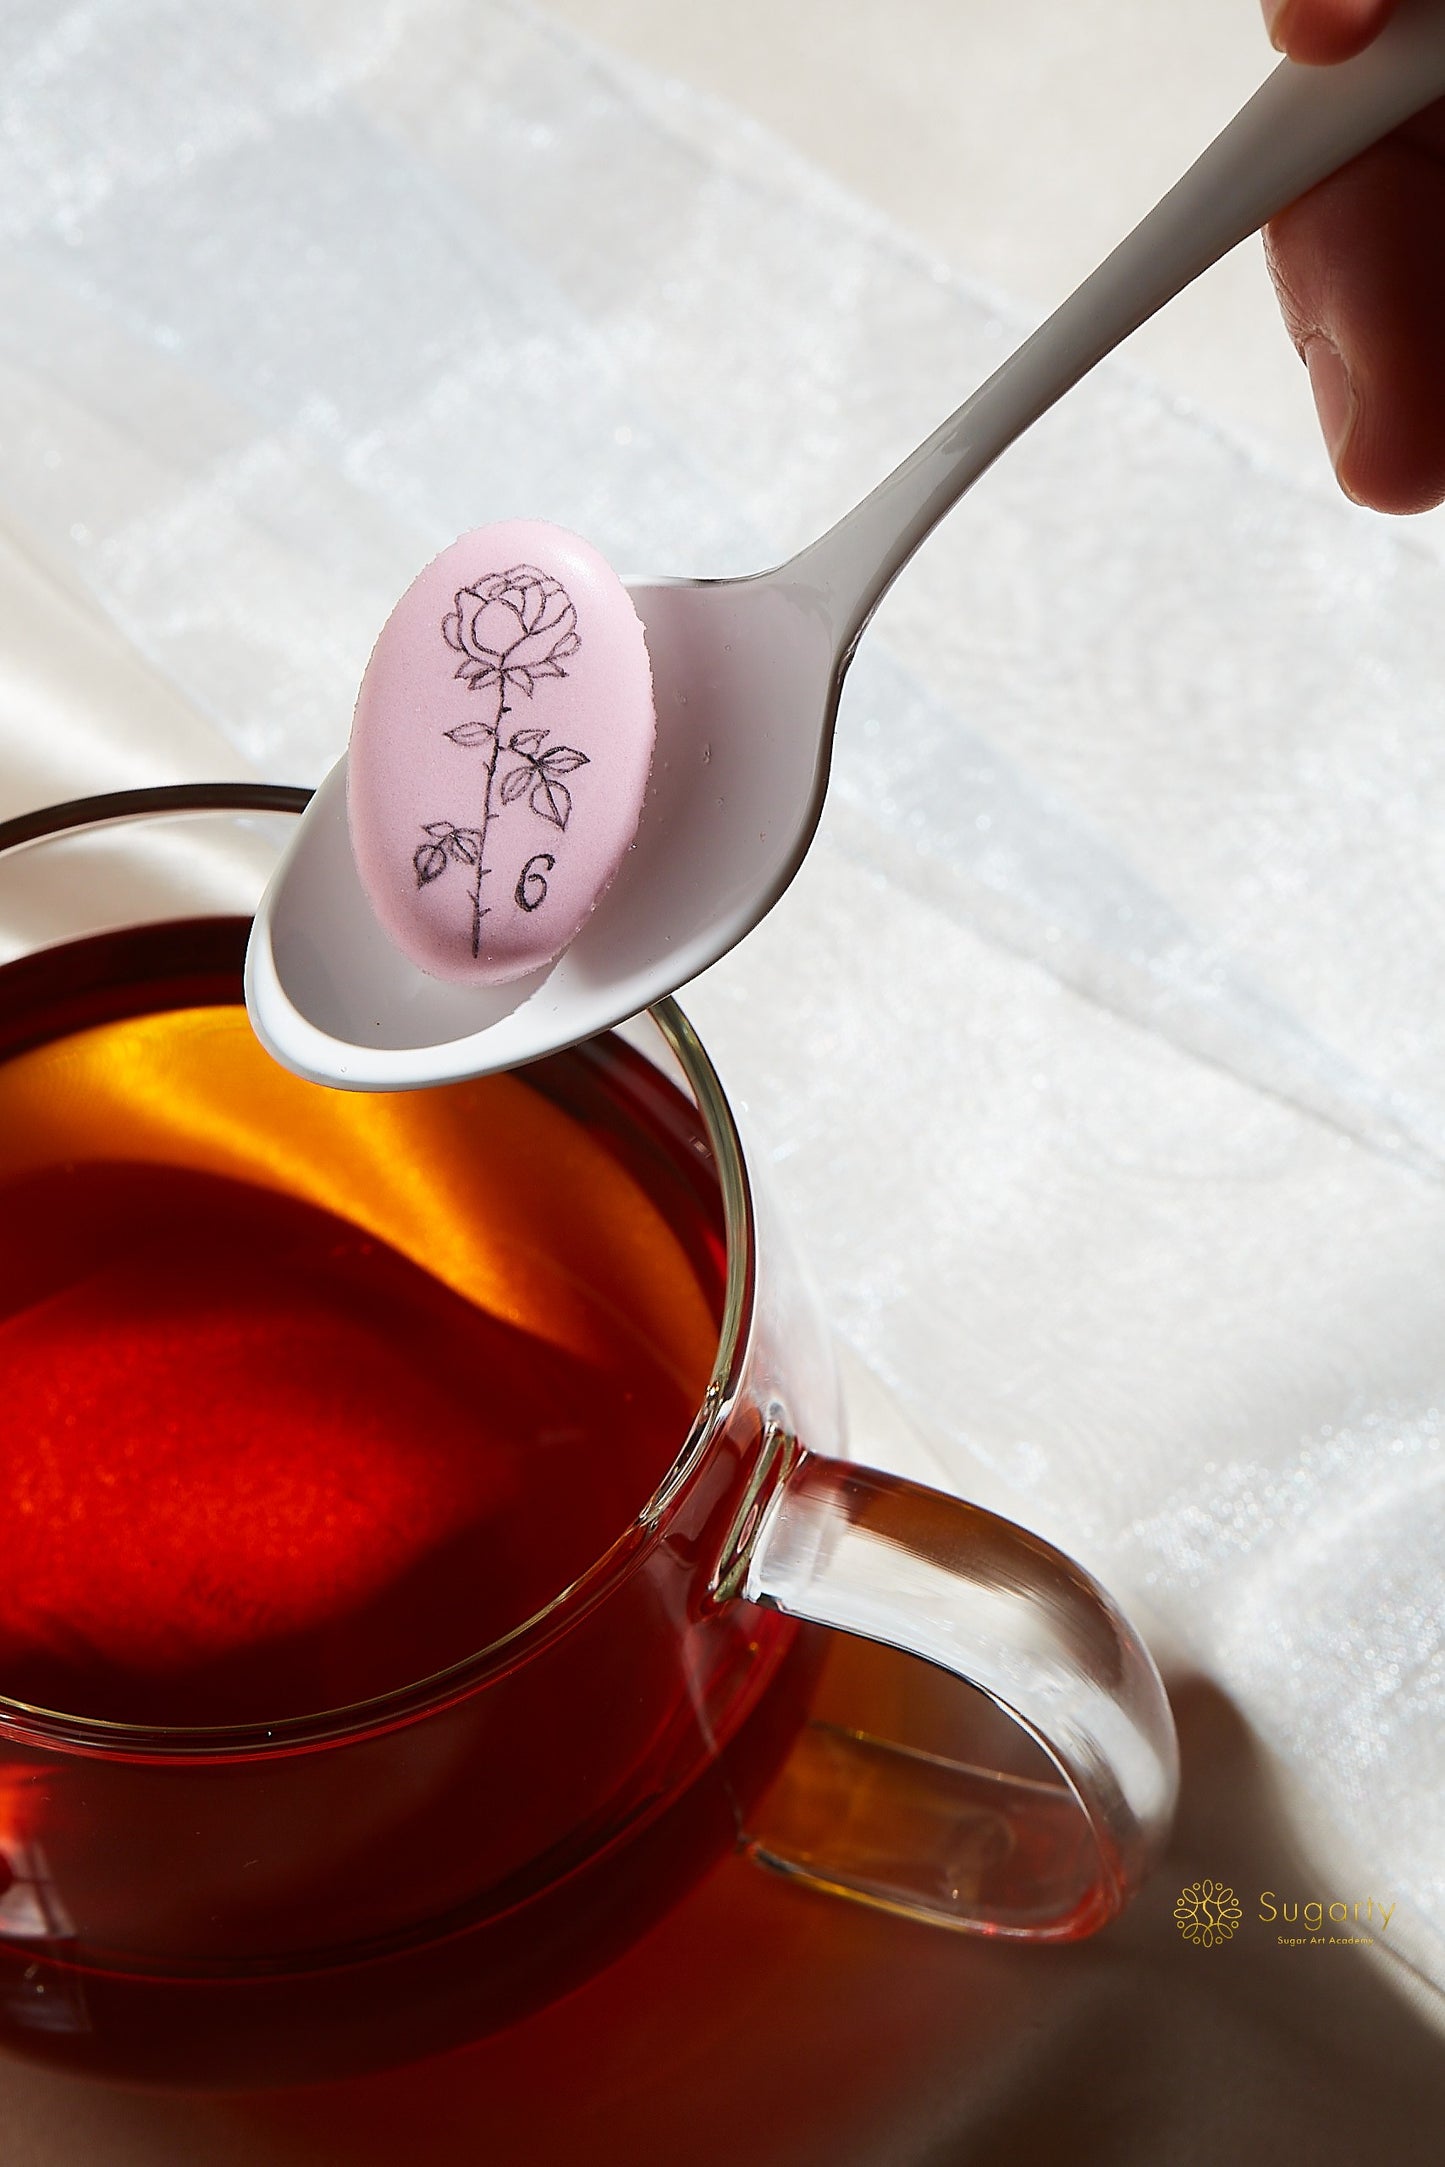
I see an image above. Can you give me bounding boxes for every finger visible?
[1264,124,1445,511]
[1263,0,1399,64]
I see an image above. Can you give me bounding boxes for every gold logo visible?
[1174,1879,1242,1947]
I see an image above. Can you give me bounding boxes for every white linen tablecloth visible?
[0,2,1441,2158]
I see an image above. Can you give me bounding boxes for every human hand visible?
[1263,0,1445,511]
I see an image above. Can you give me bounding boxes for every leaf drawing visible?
[535,747,588,778]
[532,778,573,831]
[443,719,497,750]
[414,822,484,886]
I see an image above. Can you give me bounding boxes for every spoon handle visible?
[806,0,1445,646]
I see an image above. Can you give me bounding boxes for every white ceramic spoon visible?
[248,0,1445,1087]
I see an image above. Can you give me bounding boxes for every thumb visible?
[1264,130,1445,512]
[1263,0,1398,65]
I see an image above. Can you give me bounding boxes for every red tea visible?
[0,969,721,1727]
[0,921,806,2085]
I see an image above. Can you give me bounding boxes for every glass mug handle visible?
[718,1435,1178,1941]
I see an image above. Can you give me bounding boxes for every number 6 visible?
[515,852,555,913]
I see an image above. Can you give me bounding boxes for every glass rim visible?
[0,784,758,1760]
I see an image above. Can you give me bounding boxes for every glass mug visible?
[0,786,1177,2089]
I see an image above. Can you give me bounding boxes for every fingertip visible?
[1264,0,1399,65]
[1334,391,1445,516]
[1267,143,1445,514]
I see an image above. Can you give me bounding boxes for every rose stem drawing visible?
[414,564,589,958]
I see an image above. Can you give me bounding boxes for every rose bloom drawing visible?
[443,565,581,695]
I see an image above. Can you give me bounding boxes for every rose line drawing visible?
[414,564,589,959]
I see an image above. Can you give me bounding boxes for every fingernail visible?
[1263,0,1292,52]
[1304,336,1357,475]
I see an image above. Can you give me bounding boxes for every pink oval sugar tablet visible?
[347,521,654,987]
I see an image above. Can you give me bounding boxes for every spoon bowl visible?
[248,0,1445,1086]
[247,568,843,1084]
